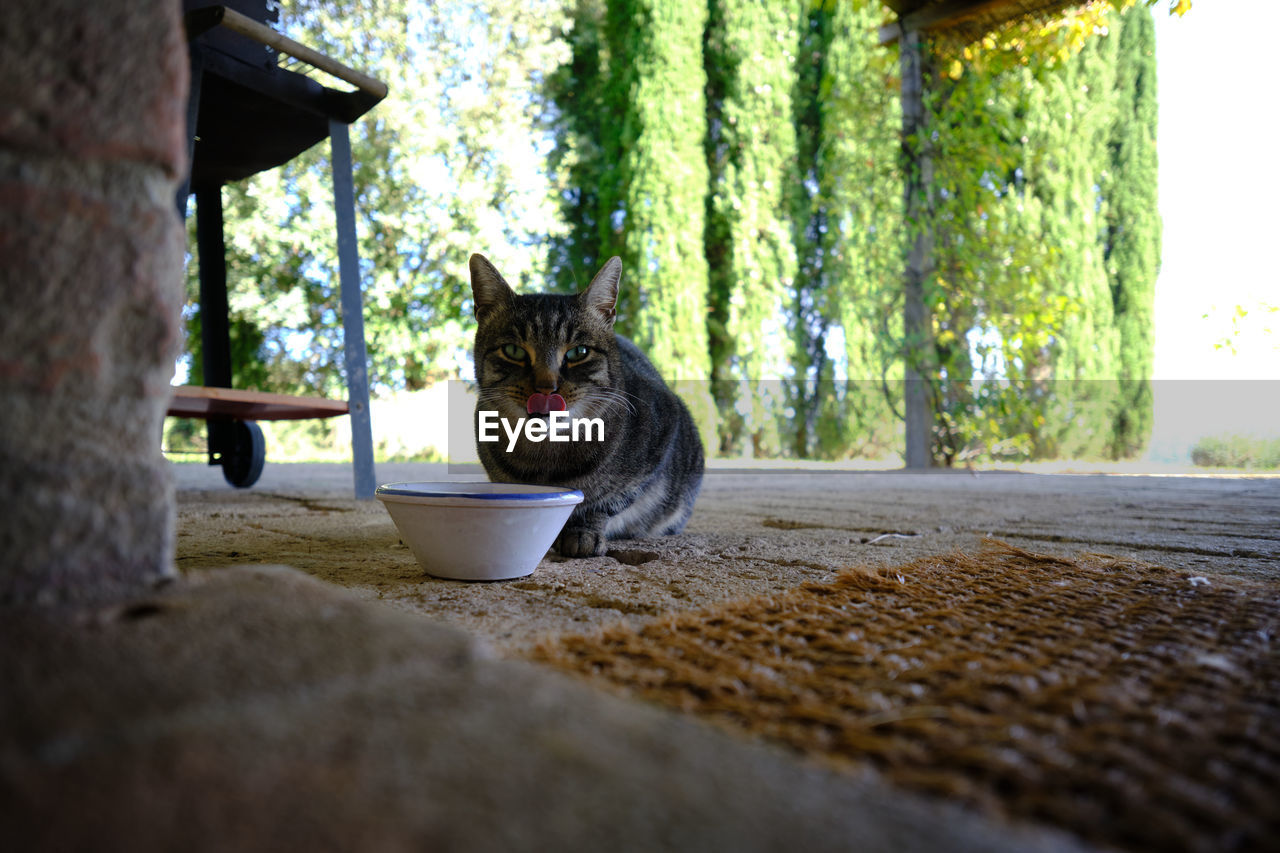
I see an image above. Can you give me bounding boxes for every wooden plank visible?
[167,386,349,421]
[215,6,389,100]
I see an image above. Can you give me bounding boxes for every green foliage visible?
[917,6,1160,464]
[182,0,569,399]
[546,0,608,294]
[549,0,711,377]
[1105,6,1160,457]
[703,0,801,455]
[1034,27,1119,459]
[552,0,906,457]
[923,31,1069,463]
[1190,435,1280,470]
[182,261,273,392]
[184,0,1164,465]
[549,0,717,452]
[787,0,902,460]
[601,0,712,379]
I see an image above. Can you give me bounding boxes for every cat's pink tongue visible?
[527,393,567,414]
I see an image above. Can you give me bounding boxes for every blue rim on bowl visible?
[375,481,584,507]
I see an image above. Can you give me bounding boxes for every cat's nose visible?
[533,370,558,395]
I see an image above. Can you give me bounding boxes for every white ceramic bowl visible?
[376,482,584,581]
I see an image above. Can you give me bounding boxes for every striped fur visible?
[470,254,704,558]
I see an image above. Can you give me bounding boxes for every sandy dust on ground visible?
[172,462,1280,653]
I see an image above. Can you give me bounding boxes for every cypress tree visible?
[600,0,711,379]
[824,0,902,460]
[549,0,710,380]
[788,0,900,460]
[703,0,734,451]
[1105,5,1160,458]
[788,0,835,459]
[545,0,1158,464]
[704,0,801,455]
[546,0,608,294]
[1030,29,1119,458]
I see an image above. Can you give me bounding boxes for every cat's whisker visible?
[612,387,645,404]
[476,388,525,406]
[588,385,644,407]
[602,390,639,414]
[581,388,637,417]
[575,397,608,422]
[476,388,533,422]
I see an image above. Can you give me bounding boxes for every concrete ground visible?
[3,461,1277,851]
[174,461,1279,650]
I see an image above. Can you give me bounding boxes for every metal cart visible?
[172,2,385,497]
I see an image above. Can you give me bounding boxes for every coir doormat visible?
[532,541,1279,852]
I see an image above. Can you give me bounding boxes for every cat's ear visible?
[469,253,515,323]
[580,256,621,327]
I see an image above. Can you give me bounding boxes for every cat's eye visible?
[500,343,527,362]
[565,345,590,365]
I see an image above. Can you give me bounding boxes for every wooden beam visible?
[881,0,1086,45]
[883,0,996,44]
[213,6,389,100]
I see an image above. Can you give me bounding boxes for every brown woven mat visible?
[532,541,1280,852]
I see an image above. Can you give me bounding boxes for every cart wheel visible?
[221,420,265,488]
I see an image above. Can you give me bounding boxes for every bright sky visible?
[1152,2,1280,381]
[1145,3,1280,458]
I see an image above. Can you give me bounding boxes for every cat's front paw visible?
[555,527,606,558]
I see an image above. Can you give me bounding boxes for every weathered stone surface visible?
[171,463,1280,649]
[0,565,1089,853]
[0,0,187,603]
[0,0,188,174]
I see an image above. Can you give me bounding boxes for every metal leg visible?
[175,47,204,219]
[194,186,232,390]
[329,119,377,500]
[194,185,234,469]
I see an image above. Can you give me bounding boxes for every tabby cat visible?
[470,253,704,558]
